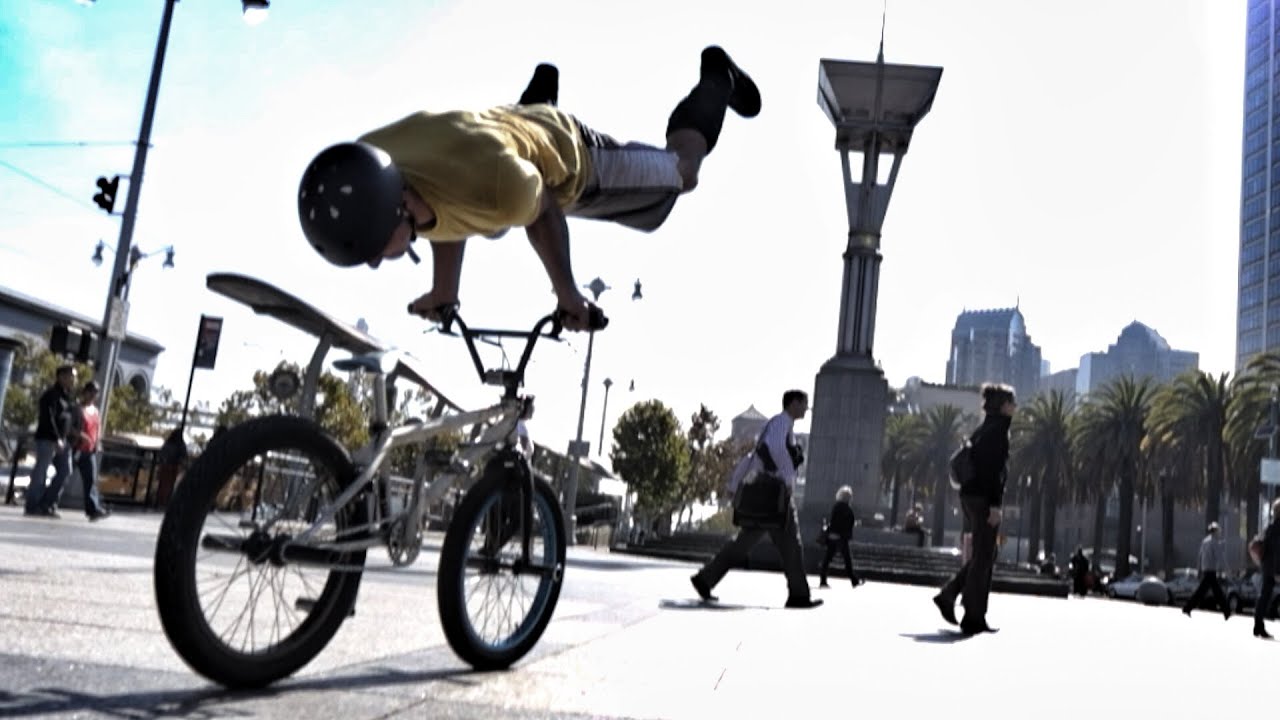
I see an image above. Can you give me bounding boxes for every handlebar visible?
[412,303,608,397]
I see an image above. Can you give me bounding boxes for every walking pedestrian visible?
[931,383,1016,635]
[1069,546,1091,597]
[1181,522,1229,620]
[690,390,821,609]
[819,484,863,588]
[23,365,77,519]
[1251,498,1280,639]
[71,381,110,521]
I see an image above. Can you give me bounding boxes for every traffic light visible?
[93,175,119,214]
[50,324,98,363]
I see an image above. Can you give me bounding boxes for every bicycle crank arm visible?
[464,555,561,578]
[201,533,350,568]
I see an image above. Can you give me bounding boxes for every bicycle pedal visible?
[296,597,356,617]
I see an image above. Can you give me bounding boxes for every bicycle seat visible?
[333,350,399,375]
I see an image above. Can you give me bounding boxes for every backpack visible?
[948,440,975,491]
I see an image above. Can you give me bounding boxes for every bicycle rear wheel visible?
[437,462,565,670]
[153,415,368,688]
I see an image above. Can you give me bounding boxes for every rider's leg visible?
[665,46,760,193]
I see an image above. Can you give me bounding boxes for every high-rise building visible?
[945,307,1042,398]
[1077,321,1198,394]
[1237,0,1280,368]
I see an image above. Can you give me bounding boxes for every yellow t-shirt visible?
[358,105,591,242]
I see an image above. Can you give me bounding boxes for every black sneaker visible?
[690,574,718,602]
[932,594,958,626]
[960,620,997,636]
[518,63,559,106]
[700,46,760,118]
[88,510,111,522]
[43,507,61,519]
[784,596,823,609]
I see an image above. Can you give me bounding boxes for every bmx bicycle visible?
[153,275,604,689]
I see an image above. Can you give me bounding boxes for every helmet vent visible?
[339,184,353,195]
[329,206,340,219]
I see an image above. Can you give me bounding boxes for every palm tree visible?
[1011,390,1075,558]
[909,404,970,546]
[1146,371,1232,528]
[1071,376,1155,579]
[1228,351,1280,545]
[882,411,926,527]
[1141,429,1197,577]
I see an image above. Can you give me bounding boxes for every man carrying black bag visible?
[690,390,822,609]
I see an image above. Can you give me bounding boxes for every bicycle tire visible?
[437,468,565,670]
[153,415,367,688]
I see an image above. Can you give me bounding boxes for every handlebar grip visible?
[407,302,461,333]
[587,305,609,331]
[552,304,609,332]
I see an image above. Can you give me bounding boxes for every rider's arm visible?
[524,187,580,307]
[428,239,466,302]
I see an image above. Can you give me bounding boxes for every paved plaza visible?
[0,506,1272,719]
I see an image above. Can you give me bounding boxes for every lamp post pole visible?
[598,378,613,455]
[93,0,178,430]
[563,278,609,545]
[804,50,942,538]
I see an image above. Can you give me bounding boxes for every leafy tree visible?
[1227,352,1280,545]
[1072,376,1154,579]
[215,360,369,450]
[882,411,926,527]
[677,405,722,527]
[908,404,969,545]
[1147,371,1232,528]
[610,400,689,521]
[1011,390,1075,558]
[1142,426,1197,576]
[105,383,171,436]
[2,336,93,431]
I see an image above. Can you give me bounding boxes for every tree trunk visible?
[1116,471,1134,578]
[1246,473,1261,552]
[1041,470,1059,557]
[888,473,901,528]
[1027,478,1043,562]
[1160,487,1175,577]
[1205,441,1223,529]
[1092,494,1107,570]
[931,474,948,548]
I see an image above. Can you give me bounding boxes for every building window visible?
[1243,260,1265,287]
[1241,307,1263,331]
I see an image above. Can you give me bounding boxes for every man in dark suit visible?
[931,383,1016,635]
[1254,498,1280,639]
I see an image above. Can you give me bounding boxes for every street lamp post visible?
[802,46,943,536]
[597,377,613,455]
[563,278,609,545]
[87,0,267,430]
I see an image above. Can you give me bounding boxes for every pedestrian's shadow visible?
[659,599,769,611]
[899,630,973,644]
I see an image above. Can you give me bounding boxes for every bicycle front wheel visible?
[437,470,565,670]
[153,415,368,688]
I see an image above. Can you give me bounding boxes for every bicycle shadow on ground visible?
[899,629,975,644]
[0,666,475,719]
[659,598,770,611]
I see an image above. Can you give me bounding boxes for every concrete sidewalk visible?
[0,507,1271,719]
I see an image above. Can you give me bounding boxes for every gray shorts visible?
[566,118,683,232]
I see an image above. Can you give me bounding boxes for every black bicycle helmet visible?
[298,142,406,267]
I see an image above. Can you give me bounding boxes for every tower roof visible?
[733,405,767,421]
[1117,321,1170,351]
[953,307,1022,333]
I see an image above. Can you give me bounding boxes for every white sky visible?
[0,0,1246,452]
